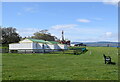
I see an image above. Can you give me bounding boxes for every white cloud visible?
[17,28,40,37]
[17,12,22,15]
[16,5,39,15]
[24,7,34,12]
[77,19,91,23]
[51,24,78,30]
[50,24,105,41]
[105,32,112,37]
[77,32,118,42]
[16,26,118,42]
[103,0,120,6]
[23,7,38,13]
[49,24,118,42]
[102,32,118,38]
[80,38,118,42]
[98,32,118,42]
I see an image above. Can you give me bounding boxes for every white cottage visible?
[9,38,68,53]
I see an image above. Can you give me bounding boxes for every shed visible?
[9,38,68,53]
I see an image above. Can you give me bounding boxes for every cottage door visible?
[42,44,45,53]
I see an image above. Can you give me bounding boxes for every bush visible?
[10,50,18,53]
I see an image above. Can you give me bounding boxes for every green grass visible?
[0,44,8,49]
[2,47,118,80]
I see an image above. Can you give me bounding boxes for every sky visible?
[2,2,118,42]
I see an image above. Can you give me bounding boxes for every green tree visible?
[0,27,21,44]
[31,30,57,41]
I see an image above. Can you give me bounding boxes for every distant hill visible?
[71,41,119,47]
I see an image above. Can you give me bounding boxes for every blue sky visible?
[2,2,118,42]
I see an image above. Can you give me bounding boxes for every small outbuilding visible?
[9,38,68,53]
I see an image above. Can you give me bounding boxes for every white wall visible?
[46,44,68,50]
[54,44,61,49]
[57,44,68,49]
[32,43,54,49]
[33,43,43,49]
[9,40,68,51]
[9,43,33,50]
[46,44,55,49]
[32,43,54,52]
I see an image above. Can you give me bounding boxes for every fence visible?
[0,48,9,53]
[1,47,87,55]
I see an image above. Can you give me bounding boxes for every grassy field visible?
[2,47,118,80]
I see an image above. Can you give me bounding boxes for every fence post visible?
[25,50,26,54]
[43,49,45,53]
[90,51,91,55]
[9,50,11,53]
[63,49,64,54]
[52,49,54,53]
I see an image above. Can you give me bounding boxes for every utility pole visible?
[62,30,64,41]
